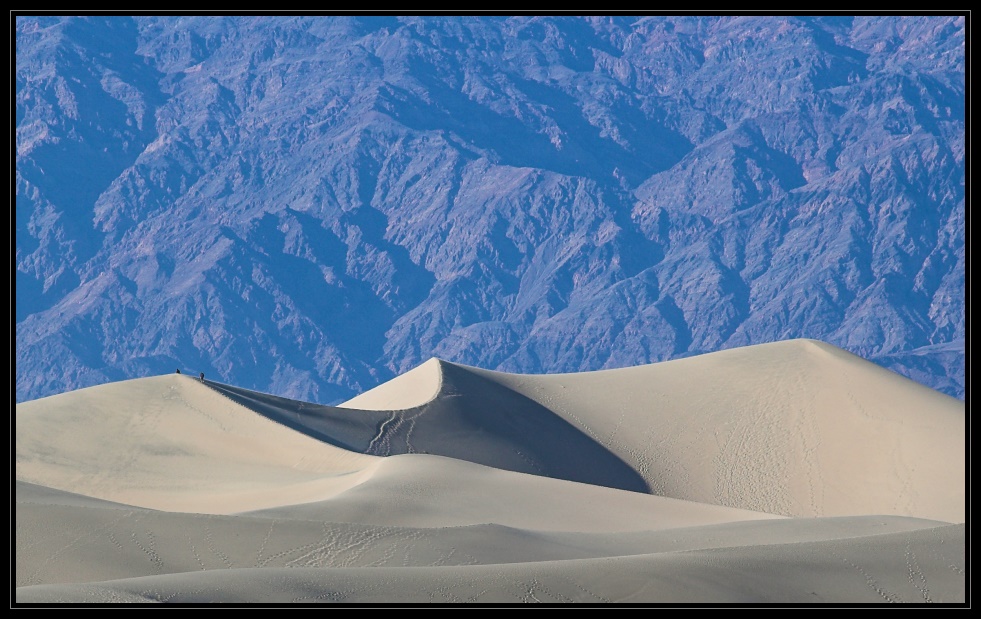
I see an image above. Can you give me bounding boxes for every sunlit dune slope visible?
[15,375,380,514]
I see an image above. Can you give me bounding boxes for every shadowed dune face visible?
[206,359,651,494]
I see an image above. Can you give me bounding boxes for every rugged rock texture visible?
[16,15,965,402]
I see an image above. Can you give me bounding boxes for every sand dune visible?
[17,481,949,588]
[14,339,965,604]
[240,454,781,532]
[15,375,380,514]
[16,524,965,603]
[345,339,965,521]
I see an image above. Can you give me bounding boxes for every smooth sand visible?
[15,375,380,514]
[15,339,965,604]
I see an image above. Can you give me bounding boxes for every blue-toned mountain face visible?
[15,15,965,402]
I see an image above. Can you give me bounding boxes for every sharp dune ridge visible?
[15,339,965,604]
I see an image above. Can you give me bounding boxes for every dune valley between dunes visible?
[14,339,965,604]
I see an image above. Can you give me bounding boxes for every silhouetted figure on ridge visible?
[176,369,180,374]
[199,372,205,381]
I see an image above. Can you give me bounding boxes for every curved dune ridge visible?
[206,358,651,494]
[15,339,965,604]
[337,357,443,411]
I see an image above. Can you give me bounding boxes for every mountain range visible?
[15,15,966,403]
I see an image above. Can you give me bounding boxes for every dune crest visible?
[338,357,443,411]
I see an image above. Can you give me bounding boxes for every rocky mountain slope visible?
[15,15,965,402]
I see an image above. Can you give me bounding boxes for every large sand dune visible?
[14,340,965,604]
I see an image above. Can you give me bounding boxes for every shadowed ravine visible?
[203,360,651,494]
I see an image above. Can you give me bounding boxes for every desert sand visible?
[14,339,965,604]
